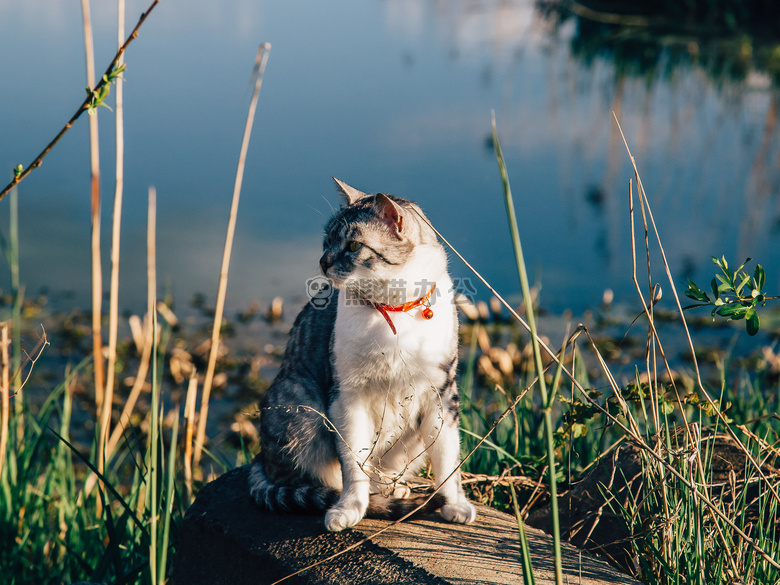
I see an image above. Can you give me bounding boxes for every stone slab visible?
[171,465,640,585]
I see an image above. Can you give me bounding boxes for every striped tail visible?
[249,460,339,513]
[250,460,446,519]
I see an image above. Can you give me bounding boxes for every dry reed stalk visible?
[614,114,780,514]
[628,175,687,563]
[194,43,272,466]
[184,371,198,506]
[105,320,152,445]
[147,186,157,341]
[103,328,152,460]
[628,179,661,433]
[578,324,780,569]
[10,186,24,445]
[99,0,126,479]
[81,0,106,417]
[621,125,753,578]
[85,186,155,497]
[109,185,156,451]
[0,326,8,479]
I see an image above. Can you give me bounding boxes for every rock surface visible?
[171,465,640,585]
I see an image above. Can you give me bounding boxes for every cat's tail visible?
[249,460,445,519]
[249,460,339,513]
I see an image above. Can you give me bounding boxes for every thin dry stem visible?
[628,179,660,432]
[81,0,106,422]
[618,115,772,576]
[109,184,158,457]
[184,371,198,506]
[614,113,699,393]
[0,326,8,479]
[614,112,780,509]
[104,316,152,459]
[194,43,272,465]
[147,186,157,344]
[104,185,155,458]
[518,465,550,519]
[627,179,687,429]
[494,381,519,456]
[628,176,675,551]
[6,327,49,399]
[99,0,126,481]
[86,186,155,497]
[10,188,23,444]
[578,325,780,569]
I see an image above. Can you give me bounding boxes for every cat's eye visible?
[347,241,362,253]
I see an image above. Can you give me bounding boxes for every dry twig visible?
[0,0,161,202]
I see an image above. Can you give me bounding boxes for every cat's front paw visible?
[440,500,476,524]
[324,503,366,532]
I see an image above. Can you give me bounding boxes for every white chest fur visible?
[331,246,456,474]
[333,274,455,396]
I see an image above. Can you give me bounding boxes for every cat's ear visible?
[374,193,404,235]
[333,177,369,205]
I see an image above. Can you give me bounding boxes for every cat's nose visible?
[319,254,332,275]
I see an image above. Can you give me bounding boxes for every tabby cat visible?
[249,178,476,532]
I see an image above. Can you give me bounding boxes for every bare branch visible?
[0,0,161,202]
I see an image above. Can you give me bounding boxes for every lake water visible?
[1,0,779,320]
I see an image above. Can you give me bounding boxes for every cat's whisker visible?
[314,194,336,217]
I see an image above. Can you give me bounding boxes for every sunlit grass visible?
[453,116,780,584]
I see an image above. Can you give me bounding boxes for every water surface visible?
[1,0,779,321]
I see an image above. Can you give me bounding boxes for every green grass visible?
[452,119,780,584]
[3,291,778,584]
[0,331,184,585]
[455,287,780,574]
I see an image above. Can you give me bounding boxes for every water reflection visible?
[536,0,780,285]
[538,0,780,87]
[0,0,778,319]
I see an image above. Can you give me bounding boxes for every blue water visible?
[1,0,779,319]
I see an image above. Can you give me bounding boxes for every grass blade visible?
[492,111,564,584]
[510,483,536,585]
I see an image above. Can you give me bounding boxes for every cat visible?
[249,178,476,532]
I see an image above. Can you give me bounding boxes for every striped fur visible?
[249,460,338,512]
[250,459,445,519]
[250,179,475,531]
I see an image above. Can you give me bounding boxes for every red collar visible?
[371,284,436,335]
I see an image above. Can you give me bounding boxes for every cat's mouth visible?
[320,262,366,291]
[319,267,348,288]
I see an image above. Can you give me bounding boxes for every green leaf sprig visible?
[85,63,126,115]
[685,256,775,336]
